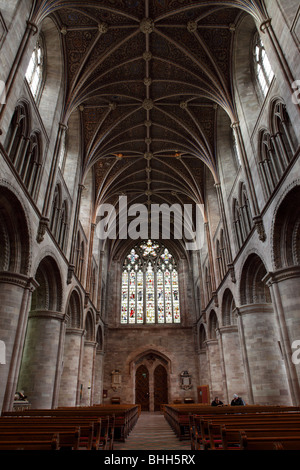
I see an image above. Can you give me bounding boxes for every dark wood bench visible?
[164,404,300,440]
[221,426,300,450]
[0,433,59,450]
[0,417,97,449]
[240,432,300,450]
[188,409,300,449]
[1,404,139,446]
[0,429,80,450]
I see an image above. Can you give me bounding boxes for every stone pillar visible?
[94,350,105,404]
[198,349,209,392]
[218,324,247,404]
[37,123,68,244]
[265,267,300,405]
[58,328,85,407]
[80,340,96,405]
[236,304,290,405]
[0,273,37,412]
[85,223,96,295]
[206,338,223,399]
[17,310,65,409]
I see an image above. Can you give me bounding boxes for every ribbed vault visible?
[31,0,266,257]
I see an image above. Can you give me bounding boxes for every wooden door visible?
[135,365,149,411]
[197,385,209,404]
[154,364,168,411]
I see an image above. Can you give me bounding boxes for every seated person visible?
[14,390,27,401]
[231,394,245,406]
[211,396,224,406]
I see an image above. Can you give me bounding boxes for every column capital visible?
[260,18,272,33]
[28,310,65,321]
[263,266,300,286]
[0,272,37,290]
[26,21,38,36]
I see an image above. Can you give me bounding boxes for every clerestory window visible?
[25,38,44,100]
[253,33,274,98]
[121,240,181,325]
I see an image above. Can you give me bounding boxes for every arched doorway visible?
[133,351,170,412]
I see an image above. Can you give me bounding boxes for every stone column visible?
[58,327,85,407]
[206,338,223,399]
[85,223,96,295]
[94,350,105,404]
[80,340,97,405]
[17,310,65,409]
[218,324,247,404]
[0,273,37,412]
[37,123,68,244]
[231,122,266,242]
[264,267,300,405]
[198,349,209,393]
[236,304,290,405]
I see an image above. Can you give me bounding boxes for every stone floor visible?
[113,412,191,450]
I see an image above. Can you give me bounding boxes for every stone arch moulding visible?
[30,248,65,308]
[65,286,83,329]
[236,245,272,304]
[270,180,300,271]
[125,346,173,376]
[0,179,33,275]
[84,309,96,342]
[239,252,272,306]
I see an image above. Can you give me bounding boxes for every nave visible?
[114,412,190,451]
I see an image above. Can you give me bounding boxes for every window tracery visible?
[121,240,180,324]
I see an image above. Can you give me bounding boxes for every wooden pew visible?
[240,432,300,450]
[0,417,97,450]
[0,433,59,450]
[186,408,300,449]
[206,416,300,450]
[164,404,300,440]
[273,441,300,450]
[0,429,80,450]
[221,426,300,451]
[1,404,139,445]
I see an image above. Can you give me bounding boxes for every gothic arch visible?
[66,288,83,329]
[84,310,95,341]
[221,288,236,326]
[272,183,300,270]
[240,253,271,305]
[233,13,263,133]
[126,346,173,376]
[36,16,65,134]
[0,184,31,275]
[207,309,219,340]
[31,255,63,313]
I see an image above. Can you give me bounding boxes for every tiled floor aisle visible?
[114,412,191,450]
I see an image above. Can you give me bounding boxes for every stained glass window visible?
[121,240,181,324]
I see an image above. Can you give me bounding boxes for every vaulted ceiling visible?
[33,0,265,251]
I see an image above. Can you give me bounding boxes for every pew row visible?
[188,410,300,450]
[163,404,300,441]
[0,404,139,449]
